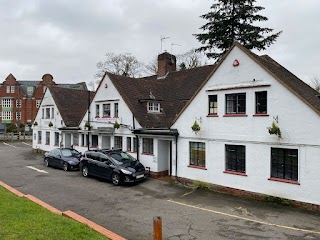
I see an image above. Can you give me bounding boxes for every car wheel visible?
[44,159,49,167]
[82,166,89,177]
[112,173,121,186]
[63,162,69,171]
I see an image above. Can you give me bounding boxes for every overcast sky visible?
[0,0,319,87]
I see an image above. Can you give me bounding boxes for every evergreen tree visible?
[194,0,282,59]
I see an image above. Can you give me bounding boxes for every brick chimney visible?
[157,52,176,78]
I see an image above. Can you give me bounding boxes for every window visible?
[114,103,119,118]
[16,99,21,108]
[208,95,217,115]
[255,91,267,114]
[51,108,54,118]
[45,108,50,119]
[143,138,153,154]
[147,101,160,113]
[38,131,42,144]
[225,145,246,173]
[54,132,59,146]
[127,137,132,151]
[42,108,44,119]
[16,112,21,120]
[189,142,206,167]
[27,86,34,96]
[36,100,41,108]
[2,112,12,120]
[95,104,100,117]
[81,134,86,146]
[226,93,246,114]
[271,148,298,181]
[92,135,98,147]
[114,136,122,149]
[34,133,36,141]
[133,137,137,152]
[73,134,79,146]
[11,86,15,93]
[103,103,111,117]
[45,132,50,145]
[2,99,12,108]
[6,86,10,93]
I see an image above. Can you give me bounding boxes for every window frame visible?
[114,103,119,118]
[102,103,111,117]
[270,148,298,182]
[54,132,59,146]
[225,144,246,174]
[114,136,123,149]
[142,138,154,155]
[6,86,10,93]
[225,93,246,114]
[126,137,132,152]
[147,101,160,113]
[255,91,267,114]
[189,142,206,168]
[45,132,50,145]
[11,86,15,93]
[38,131,42,144]
[95,104,100,118]
[208,95,218,115]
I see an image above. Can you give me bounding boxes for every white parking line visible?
[3,142,18,148]
[22,142,32,147]
[26,166,48,174]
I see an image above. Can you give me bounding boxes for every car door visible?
[83,152,97,176]
[87,152,101,176]
[50,149,60,167]
[97,154,114,180]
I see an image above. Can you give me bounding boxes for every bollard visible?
[153,216,162,240]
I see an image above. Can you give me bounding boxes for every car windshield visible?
[108,151,136,165]
[71,149,80,156]
[61,149,73,157]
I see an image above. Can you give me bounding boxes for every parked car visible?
[80,149,146,185]
[44,148,82,171]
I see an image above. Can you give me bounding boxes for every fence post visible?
[11,132,13,141]
[153,216,162,240]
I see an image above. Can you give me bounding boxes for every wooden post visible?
[153,216,162,240]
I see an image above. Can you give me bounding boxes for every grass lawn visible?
[0,186,109,240]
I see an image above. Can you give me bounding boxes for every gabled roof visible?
[49,86,93,127]
[107,64,217,128]
[234,42,320,115]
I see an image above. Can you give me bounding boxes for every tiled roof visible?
[49,86,93,127]
[107,64,216,128]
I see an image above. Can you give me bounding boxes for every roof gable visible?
[49,86,93,127]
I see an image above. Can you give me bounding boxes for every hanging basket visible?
[268,121,281,138]
[114,121,120,129]
[191,120,201,132]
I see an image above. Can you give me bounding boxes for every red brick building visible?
[0,73,87,127]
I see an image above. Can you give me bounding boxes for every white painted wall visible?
[158,140,170,172]
[172,46,320,205]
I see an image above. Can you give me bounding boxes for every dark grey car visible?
[44,148,81,171]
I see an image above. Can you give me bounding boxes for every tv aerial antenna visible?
[160,35,170,53]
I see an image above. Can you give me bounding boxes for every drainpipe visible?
[175,134,178,178]
[87,91,90,151]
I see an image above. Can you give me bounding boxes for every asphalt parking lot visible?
[0,142,319,240]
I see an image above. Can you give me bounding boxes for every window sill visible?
[223,170,247,176]
[253,114,269,117]
[223,114,247,117]
[188,165,207,170]
[206,114,218,117]
[101,116,111,118]
[142,152,154,156]
[268,177,300,185]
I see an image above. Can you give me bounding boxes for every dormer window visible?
[147,101,160,113]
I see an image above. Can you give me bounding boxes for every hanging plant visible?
[85,120,90,129]
[268,121,281,138]
[33,121,38,126]
[114,121,120,129]
[48,121,53,127]
[191,120,201,132]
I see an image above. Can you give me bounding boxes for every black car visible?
[80,149,146,185]
[44,148,82,171]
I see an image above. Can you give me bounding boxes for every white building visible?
[32,43,320,206]
[32,86,91,152]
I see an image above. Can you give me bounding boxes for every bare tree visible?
[95,53,144,79]
[176,49,208,70]
[144,56,158,75]
[311,76,320,93]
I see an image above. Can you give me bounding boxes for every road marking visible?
[180,189,196,197]
[22,142,32,146]
[3,142,18,148]
[26,166,48,174]
[167,200,320,235]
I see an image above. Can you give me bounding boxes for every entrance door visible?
[65,133,71,148]
[102,136,111,149]
[157,140,171,176]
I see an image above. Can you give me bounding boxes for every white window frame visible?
[6,86,10,93]
[36,100,41,108]
[2,112,12,120]
[11,86,15,93]
[147,101,160,113]
[2,99,12,108]
[27,86,34,96]
[16,112,21,120]
[16,99,21,108]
